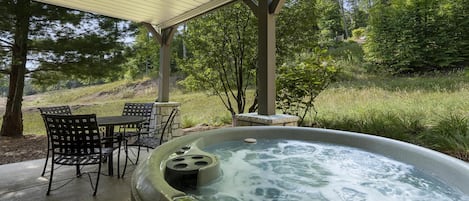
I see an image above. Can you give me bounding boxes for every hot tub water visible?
[190,139,468,201]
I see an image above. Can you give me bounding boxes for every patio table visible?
[97,116,147,176]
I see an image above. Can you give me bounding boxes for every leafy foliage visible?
[317,0,344,48]
[364,0,469,73]
[351,27,365,39]
[0,1,134,86]
[276,0,319,65]
[178,2,258,116]
[276,49,337,125]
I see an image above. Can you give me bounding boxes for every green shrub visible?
[352,27,365,39]
[276,49,337,125]
[421,114,469,159]
[181,116,197,128]
[211,114,232,126]
[328,41,364,64]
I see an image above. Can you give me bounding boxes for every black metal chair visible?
[116,103,153,169]
[122,107,178,177]
[43,114,113,196]
[38,106,73,177]
[119,102,154,138]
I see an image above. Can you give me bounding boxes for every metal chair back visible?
[38,105,72,115]
[44,114,103,164]
[121,103,154,133]
[38,105,72,177]
[42,114,106,196]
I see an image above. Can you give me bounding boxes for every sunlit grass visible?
[313,85,469,126]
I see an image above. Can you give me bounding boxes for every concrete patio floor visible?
[0,148,149,201]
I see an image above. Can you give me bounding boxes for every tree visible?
[179,0,325,118]
[122,26,159,79]
[0,0,131,137]
[317,0,344,48]
[276,0,319,65]
[337,0,350,39]
[365,0,469,73]
[123,24,189,80]
[349,5,368,30]
[178,2,258,117]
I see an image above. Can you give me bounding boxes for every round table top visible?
[97,115,147,126]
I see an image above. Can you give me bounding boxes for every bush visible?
[181,116,197,128]
[352,27,365,40]
[276,49,337,125]
[327,41,364,65]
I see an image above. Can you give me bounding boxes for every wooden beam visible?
[161,26,176,46]
[142,22,162,45]
[269,0,285,14]
[243,0,258,16]
[257,0,276,115]
[158,26,176,102]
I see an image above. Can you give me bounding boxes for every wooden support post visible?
[243,0,285,115]
[143,23,176,102]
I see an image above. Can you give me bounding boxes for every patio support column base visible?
[234,113,299,126]
[151,102,182,142]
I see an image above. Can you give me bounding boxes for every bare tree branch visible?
[0,69,11,74]
[0,38,13,46]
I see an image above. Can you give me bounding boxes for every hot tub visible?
[131,126,469,201]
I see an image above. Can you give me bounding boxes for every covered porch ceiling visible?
[35,0,237,29]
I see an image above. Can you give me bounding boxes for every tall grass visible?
[420,114,469,160]
[308,69,469,160]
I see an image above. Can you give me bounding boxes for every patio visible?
[0,148,149,201]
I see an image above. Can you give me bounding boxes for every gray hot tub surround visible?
[131,126,469,201]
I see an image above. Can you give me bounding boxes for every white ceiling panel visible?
[35,0,237,29]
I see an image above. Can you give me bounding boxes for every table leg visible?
[106,126,114,176]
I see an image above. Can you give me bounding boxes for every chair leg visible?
[46,160,54,195]
[117,140,121,178]
[136,145,141,164]
[93,162,101,196]
[41,147,50,176]
[121,140,129,178]
[76,165,81,177]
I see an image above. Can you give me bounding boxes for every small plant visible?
[352,27,366,40]
[211,114,232,127]
[181,116,197,128]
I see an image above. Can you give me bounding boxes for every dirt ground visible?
[0,134,47,165]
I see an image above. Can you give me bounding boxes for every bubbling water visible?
[189,139,468,201]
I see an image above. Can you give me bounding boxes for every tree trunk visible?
[338,0,350,39]
[0,0,30,137]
